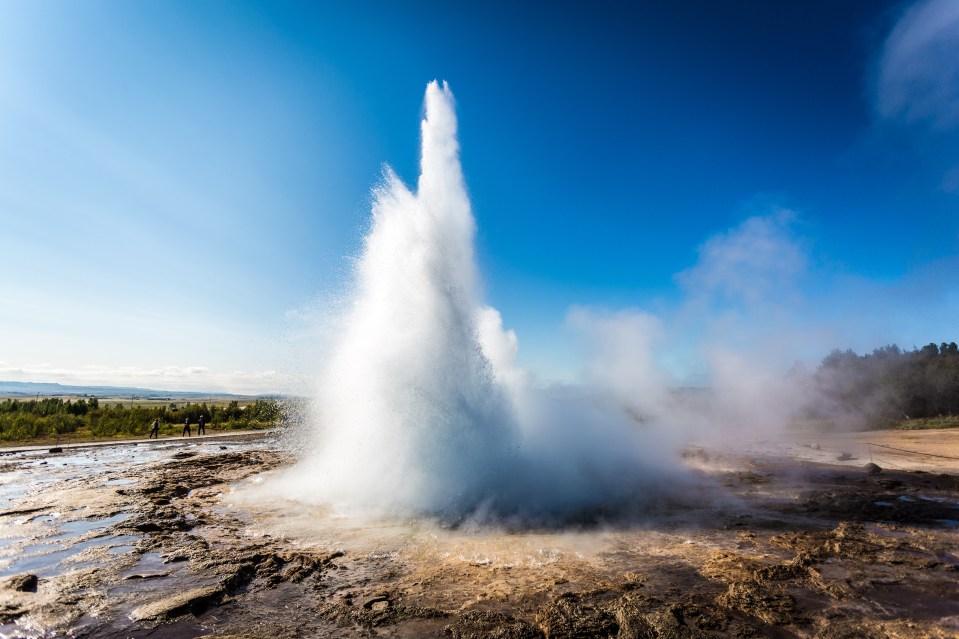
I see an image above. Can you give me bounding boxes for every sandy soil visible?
[0,430,957,638]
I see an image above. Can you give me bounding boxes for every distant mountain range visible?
[0,380,266,400]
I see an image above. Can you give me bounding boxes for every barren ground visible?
[0,429,957,638]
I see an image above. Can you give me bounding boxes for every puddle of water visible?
[918,495,959,509]
[2,533,143,578]
[0,475,30,511]
[34,513,132,541]
[0,510,139,579]
[60,513,130,533]
[109,551,199,599]
[121,551,169,578]
[4,539,100,577]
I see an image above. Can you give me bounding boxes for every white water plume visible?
[279,81,687,522]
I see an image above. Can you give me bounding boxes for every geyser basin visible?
[275,82,687,521]
[3,432,958,638]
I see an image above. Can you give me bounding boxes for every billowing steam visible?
[276,82,689,521]
[273,80,944,523]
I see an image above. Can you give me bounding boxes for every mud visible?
[0,432,956,638]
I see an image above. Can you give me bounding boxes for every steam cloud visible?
[277,82,691,522]
[274,80,949,523]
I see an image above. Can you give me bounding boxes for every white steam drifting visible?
[281,82,686,520]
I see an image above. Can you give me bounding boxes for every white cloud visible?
[876,0,959,129]
[675,209,806,306]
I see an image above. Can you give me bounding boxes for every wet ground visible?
[0,431,957,638]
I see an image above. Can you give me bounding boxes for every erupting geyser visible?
[282,82,686,522]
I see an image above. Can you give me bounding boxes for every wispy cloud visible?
[565,204,959,387]
[675,209,806,306]
[875,0,959,129]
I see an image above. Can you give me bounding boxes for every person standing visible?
[197,415,206,436]
[182,416,191,437]
[149,418,160,439]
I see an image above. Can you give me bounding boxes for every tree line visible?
[811,341,959,427]
[0,397,285,441]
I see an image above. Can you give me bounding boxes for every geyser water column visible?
[280,81,688,522]
[299,81,520,516]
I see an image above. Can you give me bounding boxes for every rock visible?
[613,596,704,639]
[535,593,618,638]
[754,559,810,582]
[836,452,853,461]
[362,594,391,610]
[1,574,38,593]
[129,584,224,621]
[642,608,691,639]
[0,601,29,624]
[613,606,659,639]
[445,610,543,639]
[162,552,189,563]
[123,571,171,580]
[716,580,799,625]
[48,447,63,454]
[864,462,882,475]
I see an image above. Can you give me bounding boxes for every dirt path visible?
[0,429,278,455]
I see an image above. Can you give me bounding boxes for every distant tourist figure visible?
[182,416,191,437]
[197,415,206,436]
[149,418,160,439]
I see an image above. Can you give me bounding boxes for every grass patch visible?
[0,397,287,443]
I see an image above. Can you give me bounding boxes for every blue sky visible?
[1,0,957,393]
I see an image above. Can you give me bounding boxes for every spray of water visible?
[276,81,690,522]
